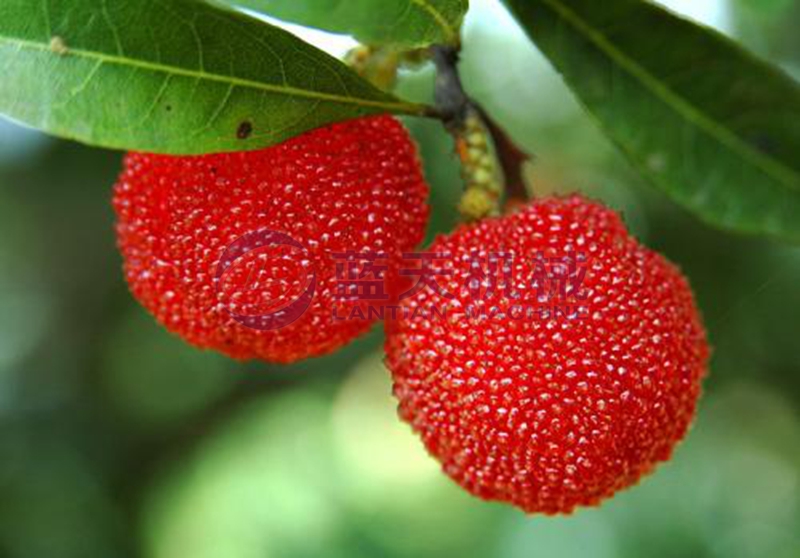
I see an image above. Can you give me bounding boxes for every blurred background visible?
[1,0,799,557]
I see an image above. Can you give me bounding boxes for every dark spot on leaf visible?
[165,104,172,112]
[237,121,253,140]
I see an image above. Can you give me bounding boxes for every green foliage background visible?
[0,1,798,557]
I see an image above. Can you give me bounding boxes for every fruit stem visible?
[431,45,533,219]
[474,104,533,205]
[431,45,471,129]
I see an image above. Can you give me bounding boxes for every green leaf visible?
[0,0,431,155]
[225,0,468,48]
[503,0,800,242]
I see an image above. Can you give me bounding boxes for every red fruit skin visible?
[114,116,429,363]
[385,195,709,514]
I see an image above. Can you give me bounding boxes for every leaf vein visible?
[541,0,799,190]
[0,35,427,115]
[100,0,124,56]
[409,0,458,43]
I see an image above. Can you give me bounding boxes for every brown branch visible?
[474,104,533,202]
[431,45,533,205]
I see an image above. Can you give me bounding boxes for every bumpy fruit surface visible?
[114,116,429,363]
[385,195,708,514]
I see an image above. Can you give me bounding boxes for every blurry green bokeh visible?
[1,1,799,557]
[101,309,235,429]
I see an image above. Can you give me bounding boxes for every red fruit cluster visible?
[385,195,709,514]
[113,116,429,363]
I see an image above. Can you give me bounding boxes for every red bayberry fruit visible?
[385,195,708,514]
[114,116,429,363]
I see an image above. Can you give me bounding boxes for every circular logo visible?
[215,229,316,331]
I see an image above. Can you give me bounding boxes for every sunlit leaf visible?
[504,0,800,242]
[226,0,468,48]
[0,0,430,154]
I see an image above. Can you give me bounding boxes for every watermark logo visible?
[216,229,600,330]
[215,228,316,330]
[331,250,391,301]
